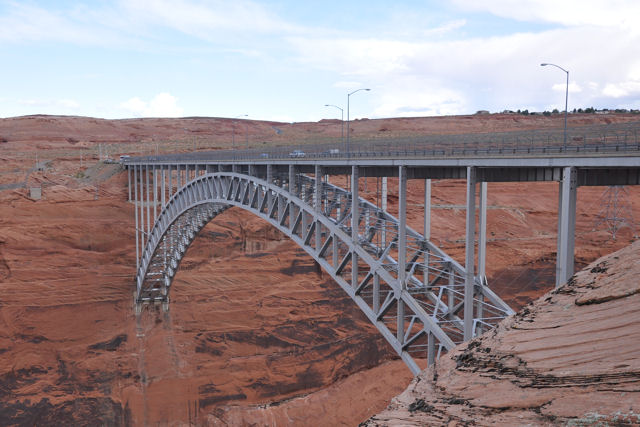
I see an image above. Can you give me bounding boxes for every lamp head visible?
[540,63,548,66]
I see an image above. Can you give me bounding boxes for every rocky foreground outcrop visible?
[365,241,640,426]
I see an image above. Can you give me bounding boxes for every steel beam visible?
[161,166,166,209]
[315,165,323,251]
[478,181,488,279]
[289,165,296,231]
[153,166,158,221]
[398,166,407,290]
[464,166,477,341]
[427,332,435,366]
[398,166,407,344]
[424,179,431,240]
[134,165,139,270]
[266,164,273,208]
[139,165,145,251]
[351,166,359,288]
[381,176,388,248]
[146,166,151,235]
[133,168,514,376]
[423,178,431,287]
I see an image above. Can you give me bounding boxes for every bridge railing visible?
[123,120,640,164]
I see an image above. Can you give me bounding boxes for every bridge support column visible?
[289,165,296,232]
[146,166,151,237]
[153,166,158,221]
[427,332,436,366]
[315,165,323,251]
[424,179,431,240]
[464,166,477,341]
[266,164,273,209]
[127,167,132,202]
[134,165,139,271]
[138,166,145,252]
[477,181,488,335]
[161,166,166,209]
[423,179,431,287]
[478,182,487,279]
[351,166,359,288]
[556,166,577,287]
[398,166,407,344]
[381,177,388,248]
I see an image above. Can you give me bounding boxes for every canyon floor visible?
[0,113,638,425]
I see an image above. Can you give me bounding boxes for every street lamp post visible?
[324,104,344,146]
[245,118,249,149]
[232,114,248,158]
[541,63,569,150]
[347,88,371,157]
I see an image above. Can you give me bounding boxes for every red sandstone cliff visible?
[0,114,638,425]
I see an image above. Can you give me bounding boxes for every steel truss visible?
[134,168,513,374]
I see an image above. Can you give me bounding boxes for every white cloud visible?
[333,81,363,89]
[0,2,134,46]
[59,99,80,109]
[120,93,184,117]
[373,84,467,118]
[450,0,640,28]
[0,0,305,48]
[119,0,305,39]
[424,19,467,37]
[602,82,640,98]
[289,17,640,115]
[552,82,582,93]
[17,98,80,111]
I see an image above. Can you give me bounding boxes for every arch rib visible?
[136,171,513,375]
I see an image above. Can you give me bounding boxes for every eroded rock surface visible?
[366,241,640,426]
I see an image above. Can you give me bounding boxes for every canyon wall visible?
[0,114,638,424]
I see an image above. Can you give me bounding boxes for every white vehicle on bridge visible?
[288,149,305,158]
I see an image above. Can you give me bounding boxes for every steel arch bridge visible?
[126,121,640,375]
[133,168,513,375]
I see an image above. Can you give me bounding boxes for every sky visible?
[1,0,640,122]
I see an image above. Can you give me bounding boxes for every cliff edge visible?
[365,240,640,426]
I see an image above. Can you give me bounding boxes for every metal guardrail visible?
[123,120,640,164]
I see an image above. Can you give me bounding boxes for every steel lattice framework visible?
[135,170,514,374]
[126,120,640,375]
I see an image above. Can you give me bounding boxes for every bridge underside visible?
[130,164,515,374]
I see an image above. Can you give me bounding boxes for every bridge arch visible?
[136,171,512,374]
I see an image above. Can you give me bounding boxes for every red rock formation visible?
[0,114,638,425]
[366,241,640,426]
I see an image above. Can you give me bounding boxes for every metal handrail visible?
[123,120,640,164]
